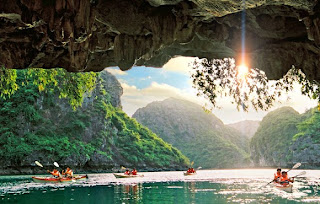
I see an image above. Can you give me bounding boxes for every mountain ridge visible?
[133,97,251,168]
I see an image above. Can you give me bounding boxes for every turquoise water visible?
[1,169,320,203]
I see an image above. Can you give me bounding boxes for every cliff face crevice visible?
[1,0,320,81]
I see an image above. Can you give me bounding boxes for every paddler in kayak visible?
[62,167,74,178]
[124,169,131,175]
[273,168,282,183]
[187,168,195,173]
[279,171,294,186]
[131,168,137,175]
[47,169,62,178]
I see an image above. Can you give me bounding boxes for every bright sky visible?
[107,56,318,124]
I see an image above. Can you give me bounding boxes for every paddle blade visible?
[121,166,126,170]
[197,167,202,170]
[35,161,43,167]
[292,163,301,169]
[53,162,59,168]
[191,161,194,166]
[296,171,306,177]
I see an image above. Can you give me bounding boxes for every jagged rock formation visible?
[133,97,251,168]
[250,106,320,168]
[99,69,123,108]
[228,120,260,139]
[1,0,320,81]
[0,70,188,174]
[250,107,302,167]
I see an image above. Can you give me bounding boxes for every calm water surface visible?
[1,169,320,203]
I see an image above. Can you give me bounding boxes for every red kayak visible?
[32,175,88,183]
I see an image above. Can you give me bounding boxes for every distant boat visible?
[184,172,197,176]
[32,175,88,183]
[113,173,144,178]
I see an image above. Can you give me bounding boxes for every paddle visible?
[261,163,301,188]
[53,162,60,168]
[35,161,43,168]
[286,163,301,173]
[197,167,202,170]
[291,171,306,178]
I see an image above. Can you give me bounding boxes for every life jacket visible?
[66,169,73,176]
[51,170,60,177]
[280,175,290,185]
[124,171,130,175]
[131,170,137,175]
[274,172,281,180]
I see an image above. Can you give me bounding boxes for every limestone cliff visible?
[250,106,320,168]
[1,0,320,82]
[228,120,260,139]
[0,70,188,174]
[133,97,250,168]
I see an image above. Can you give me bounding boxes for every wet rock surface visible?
[1,0,320,81]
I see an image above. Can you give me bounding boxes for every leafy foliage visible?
[0,69,188,169]
[250,107,302,166]
[0,66,18,98]
[293,109,320,143]
[0,67,97,110]
[191,58,318,111]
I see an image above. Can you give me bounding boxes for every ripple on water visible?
[1,170,320,203]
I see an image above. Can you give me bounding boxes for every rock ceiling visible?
[0,0,319,80]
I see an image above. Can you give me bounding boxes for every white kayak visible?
[184,172,197,176]
[113,173,144,178]
[274,182,293,193]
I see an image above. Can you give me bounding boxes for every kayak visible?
[32,175,88,183]
[184,172,196,176]
[113,173,144,178]
[274,182,293,193]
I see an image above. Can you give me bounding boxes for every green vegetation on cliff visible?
[0,69,188,172]
[133,98,250,169]
[250,106,319,167]
[250,107,302,166]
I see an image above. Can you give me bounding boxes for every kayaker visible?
[62,167,74,178]
[273,168,282,183]
[187,168,195,173]
[124,169,131,175]
[131,168,137,175]
[47,169,62,178]
[280,171,294,185]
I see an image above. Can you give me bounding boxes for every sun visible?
[237,64,249,79]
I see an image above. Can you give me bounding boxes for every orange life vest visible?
[51,170,60,177]
[131,170,137,175]
[66,169,73,176]
[280,175,292,185]
[274,172,281,180]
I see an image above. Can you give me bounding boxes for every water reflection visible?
[114,184,142,203]
[2,170,320,203]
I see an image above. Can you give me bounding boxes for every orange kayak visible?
[32,175,88,183]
